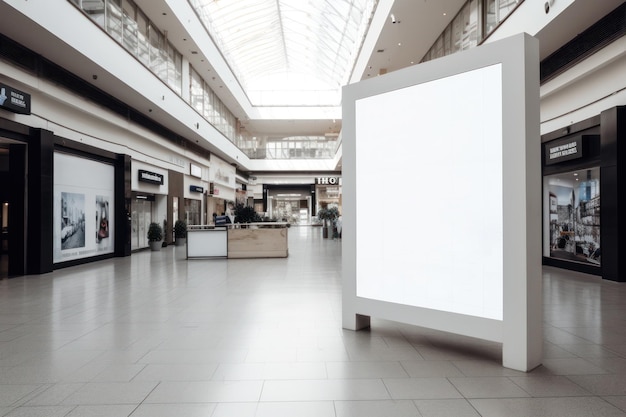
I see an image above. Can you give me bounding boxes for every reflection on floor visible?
[0,226,625,416]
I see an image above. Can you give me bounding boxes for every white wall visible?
[1,0,248,169]
[485,0,626,134]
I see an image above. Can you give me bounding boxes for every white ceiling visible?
[0,0,623,160]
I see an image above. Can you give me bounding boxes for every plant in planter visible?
[147,222,163,251]
[174,220,187,246]
[234,203,261,224]
[317,207,339,238]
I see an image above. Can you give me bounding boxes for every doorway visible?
[131,195,154,250]
[0,144,10,278]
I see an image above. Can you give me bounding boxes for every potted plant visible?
[174,219,187,246]
[317,206,339,238]
[147,222,163,251]
[234,203,261,224]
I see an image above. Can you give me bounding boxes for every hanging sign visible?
[138,169,164,185]
[545,136,583,165]
[0,83,31,115]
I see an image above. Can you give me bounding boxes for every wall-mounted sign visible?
[545,136,583,165]
[138,169,164,185]
[316,177,339,185]
[190,163,202,178]
[190,185,204,193]
[0,83,31,115]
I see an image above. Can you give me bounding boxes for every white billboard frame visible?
[342,33,542,372]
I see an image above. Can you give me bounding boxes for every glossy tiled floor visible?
[1,226,626,416]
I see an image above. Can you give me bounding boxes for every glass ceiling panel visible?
[189,0,378,106]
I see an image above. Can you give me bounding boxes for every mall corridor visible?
[0,227,625,416]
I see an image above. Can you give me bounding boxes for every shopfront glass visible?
[544,167,600,266]
[131,198,152,250]
[185,198,201,225]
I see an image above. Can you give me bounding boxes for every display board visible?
[53,152,115,263]
[342,33,542,372]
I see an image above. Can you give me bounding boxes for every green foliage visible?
[174,220,187,238]
[317,206,339,222]
[147,222,163,242]
[234,203,261,223]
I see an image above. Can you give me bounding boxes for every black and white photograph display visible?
[60,192,85,250]
[545,167,600,266]
[96,195,110,243]
[53,152,115,263]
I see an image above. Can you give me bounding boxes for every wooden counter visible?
[186,223,289,259]
[227,225,288,258]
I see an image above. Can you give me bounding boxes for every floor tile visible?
[413,399,481,417]
[211,403,257,417]
[133,363,218,381]
[0,386,41,407]
[24,384,84,406]
[129,403,216,417]
[451,359,526,377]
[2,406,74,416]
[470,397,625,417]
[2,229,626,416]
[326,361,408,379]
[508,375,592,397]
[64,404,137,417]
[212,362,326,381]
[334,400,420,417]
[448,377,530,398]
[603,396,626,412]
[144,381,263,403]
[256,401,335,417]
[260,379,389,401]
[61,381,158,405]
[540,358,610,375]
[567,374,626,396]
[383,378,463,400]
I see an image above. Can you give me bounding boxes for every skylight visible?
[189,0,378,106]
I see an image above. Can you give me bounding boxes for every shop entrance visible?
[131,195,154,250]
[0,141,13,278]
[0,138,27,278]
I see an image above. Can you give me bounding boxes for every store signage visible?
[138,169,164,185]
[545,136,583,165]
[316,177,339,185]
[190,185,203,193]
[0,83,31,115]
[190,163,202,178]
[209,182,219,195]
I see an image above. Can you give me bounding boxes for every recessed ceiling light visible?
[398,42,402,46]
[443,12,447,16]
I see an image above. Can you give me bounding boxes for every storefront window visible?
[544,167,600,266]
[185,199,201,225]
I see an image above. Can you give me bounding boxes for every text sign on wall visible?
[545,136,583,165]
[316,177,339,185]
[190,163,202,178]
[138,169,164,185]
[190,185,204,193]
[0,83,31,115]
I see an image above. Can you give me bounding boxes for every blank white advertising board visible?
[342,33,542,371]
